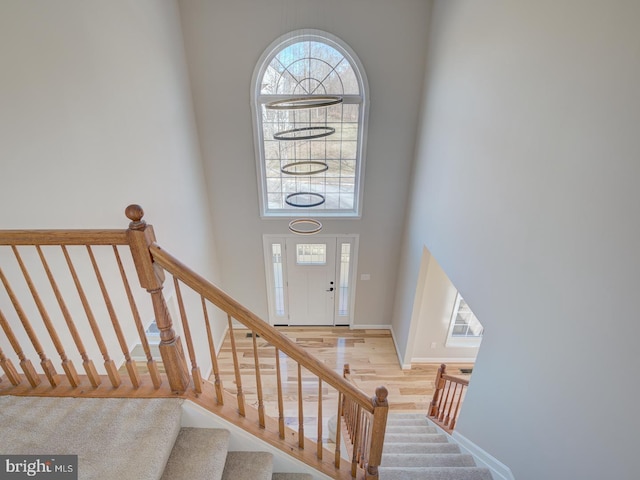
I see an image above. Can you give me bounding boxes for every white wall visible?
[411,247,480,363]
[177,0,431,326]
[394,1,640,478]
[0,0,224,374]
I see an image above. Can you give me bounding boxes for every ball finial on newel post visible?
[125,204,146,230]
[374,386,389,407]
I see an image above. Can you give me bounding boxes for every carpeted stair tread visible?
[387,412,427,418]
[385,433,449,443]
[386,425,439,434]
[386,417,430,426]
[381,453,476,467]
[383,442,461,454]
[0,396,182,480]
[272,473,313,480]
[161,428,229,480]
[221,451,273,480]
[377,466,494,480]
[382,413,494,479]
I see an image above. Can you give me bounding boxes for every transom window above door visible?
[251,30,369,218]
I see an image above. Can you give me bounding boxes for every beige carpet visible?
[379,413,494,480]
[0,396,183,480]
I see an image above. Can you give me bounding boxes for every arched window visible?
[252,30,369,217]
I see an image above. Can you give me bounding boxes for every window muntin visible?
[446,293,484,348]
[253,30,368,217]
[296,243,327,265]
[451,294,484,337]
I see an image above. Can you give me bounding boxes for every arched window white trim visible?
[251,29,369,218]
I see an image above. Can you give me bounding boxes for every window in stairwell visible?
[446,293,484,347]
[251,30,369,217]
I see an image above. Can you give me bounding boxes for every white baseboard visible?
[350,323,392,330]
[425,419,515,480]
[411,357,477,364]
[452,430,515,480]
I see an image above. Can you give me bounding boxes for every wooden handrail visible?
[442,373,469,386]
[0,230,128,245]
[0,204,384,480]
[148,242,374,412]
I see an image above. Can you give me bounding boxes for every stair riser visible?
[381,453,476,468]
[383,443,461,455]
[386,425,438,434]
[386,417,430,426]
[385,433,449,443]
[378,466,494,480]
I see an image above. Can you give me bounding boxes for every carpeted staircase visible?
[379,413,493,480]
[0,396,312,480]
[162,427,312,480]
[0,396,495,480]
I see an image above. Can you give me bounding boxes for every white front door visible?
[285,237,337,326]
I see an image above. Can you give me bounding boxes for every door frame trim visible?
[262,234,359,327]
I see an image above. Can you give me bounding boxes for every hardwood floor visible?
[215,326,473,443]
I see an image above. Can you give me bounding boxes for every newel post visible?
[125,204,190,393]
[365,386,389,480]
[429,363,446,417]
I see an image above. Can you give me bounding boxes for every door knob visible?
[326,287,334,292]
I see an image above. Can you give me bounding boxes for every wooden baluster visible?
[37,245,93,388]
[449,385,465,430]
[87,245,140,388]
[429,363,446,417]
[0,306,37,386]
[335,390,343,469]
[275,347,285,439]
[444,382,459,427]
[350,400,358,440]
[173,278,202,393]
[365,386,389,480]
[359,414,369,467]
[126,205,189,393]
[62,246,119,387]
[227,314,245,416]
[0,308,22,386]
[439,381,452,422]
[342,365,352,438]
[343,397,350,438]
[0,264,59,386]
[366,416,373,466]
[351,404,362,478]
[202,297,223,403]
[252,331,265,428]
[0,344,20,385]
[13,246,74,386]
[298,363,305,449]
[317,378,323,460]
[344,397,353,439]
[113,246,161,389]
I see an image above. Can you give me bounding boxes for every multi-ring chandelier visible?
[266,95,344,235]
